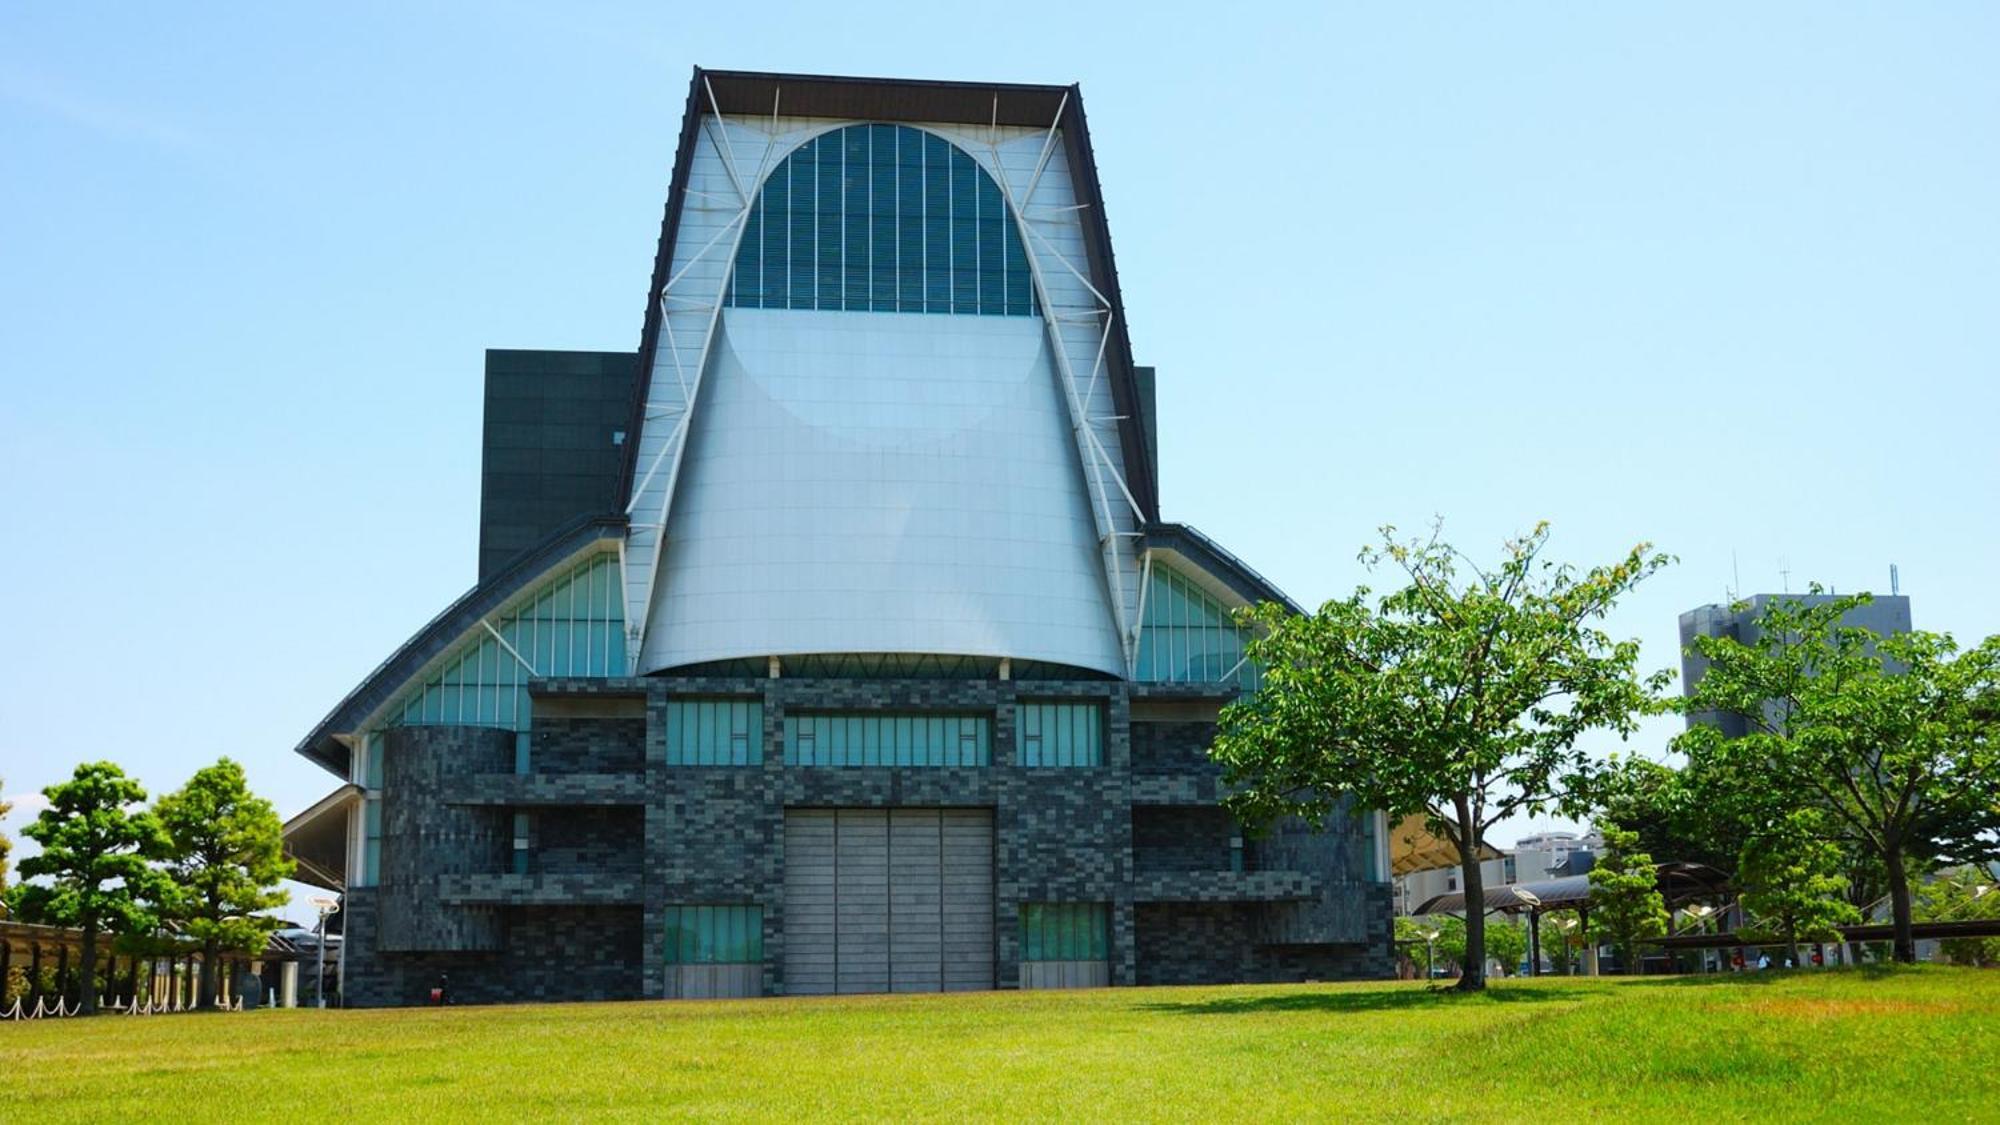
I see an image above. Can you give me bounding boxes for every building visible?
[1394,830,1602,916]
[281,69,1394,1006]
[1679,593,1913,735]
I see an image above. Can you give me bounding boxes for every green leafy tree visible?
[1396,914,1465,978]
[1918,869,2000,968]
[1484,917,1529,976]
[1587,825,1668,973]
[1677,592,2000,962]
[16,763,169,1015]
[1736,813,1861,968]
[153,758,294,1010]
[1537,908,1583,975]
[1214,522,1669,991]
[1593,757,1746,876]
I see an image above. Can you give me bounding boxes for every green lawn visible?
[4,967,1996,1122]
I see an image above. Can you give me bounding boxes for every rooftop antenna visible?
[1890,564,1900,596]
[1729,550,1740,602]
[1779,557,1791,594]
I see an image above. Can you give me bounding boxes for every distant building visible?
[1678,593,1913,734]
[1395,830,1602,916]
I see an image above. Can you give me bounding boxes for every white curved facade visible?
[638,305,1123,674]
[626,115,1144,676]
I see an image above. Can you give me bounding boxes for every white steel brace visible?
[983,103,1148,676]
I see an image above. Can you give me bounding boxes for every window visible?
[1503,856,1518,885]
[728,124,1035,318]
[665,699,764,765]
[359,797,382,887]
[1019,701,1102,767]
[1020,903,1109,962]
[357,732,385,789]
[1135,564,1260,692]
[662,905,763,965]
[394,551,624,733]
[511,812,532,876]
[782,713,989,767]
[513,731,531,775]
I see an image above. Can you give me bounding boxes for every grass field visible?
[3,966,1996,1122]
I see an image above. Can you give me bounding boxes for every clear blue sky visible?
[5,4,1998,890]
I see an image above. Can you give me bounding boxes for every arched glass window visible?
[727,124,1036,317]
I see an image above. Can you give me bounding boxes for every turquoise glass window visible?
[782,712,990,767]
[392,551,625,734]
[1135,564,1261,692]
[511,812,532,876]
[358,732,385,789]
[728,124,1035,317]
[358,797,382,888]
[663,905,763,965]
[1019,701,1102,767]
[1020,903,1109,962]
[665,699,764,765]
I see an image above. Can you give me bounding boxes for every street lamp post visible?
[310,896,340,1010]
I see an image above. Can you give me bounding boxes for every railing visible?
[0,993,247,1019]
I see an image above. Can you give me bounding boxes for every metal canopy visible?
[281,784,361,890]
[1388,813,1505,877]
[1412,863,1731,916]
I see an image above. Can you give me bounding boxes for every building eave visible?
[289,514,628,777]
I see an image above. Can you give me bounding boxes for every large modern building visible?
[282,69,1393,1006]
[1679,592,1913,735]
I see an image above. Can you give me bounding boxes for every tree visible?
[153,758,294,1010]
[1396,913,1467,978]
[1587,825,1668,973]
[16,763,168,1015]
[1735,813,1861,968]
[1918,868,2000,968]
[1538,908,1584,975]
[1592,757,1746,876]
[1484,916,1529,977]
[1676,592,2000,962]
[1213,523,1669,990]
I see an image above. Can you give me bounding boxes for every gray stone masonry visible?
[342,675,1393,1006]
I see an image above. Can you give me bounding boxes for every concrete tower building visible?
[283,70,1394,1006]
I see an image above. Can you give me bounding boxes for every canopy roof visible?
[1412,862,1731,916]
[1388,813,1504,877]
[281,784,360,891]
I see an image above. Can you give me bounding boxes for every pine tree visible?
[154,758,294,1010]
[17,763,168,1014]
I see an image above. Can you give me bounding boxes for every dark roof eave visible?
[1144,523,1302,614]
[289,514,629,777]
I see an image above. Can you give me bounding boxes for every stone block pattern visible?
[342,677,1393,1006]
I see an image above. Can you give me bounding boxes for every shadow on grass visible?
[1139,983,1597,1016]
[1613,963,1915,991]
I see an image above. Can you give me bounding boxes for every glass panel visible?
[725,124,1033,319]
[663,905,762,965]
[667,700,764,766]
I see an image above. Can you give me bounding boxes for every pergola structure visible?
[0,918,324,1015]
[1411,863,1732,975]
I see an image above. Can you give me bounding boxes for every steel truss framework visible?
[621,86,1151,675]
